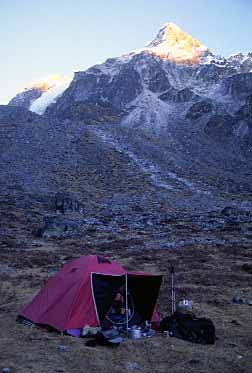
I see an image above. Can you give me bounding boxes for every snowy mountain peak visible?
[144,22,209,64]
[146,23,183,48]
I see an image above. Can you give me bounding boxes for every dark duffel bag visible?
[160,311,216,344]
[86,328,123,348]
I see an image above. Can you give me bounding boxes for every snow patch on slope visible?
[30,77,72,115]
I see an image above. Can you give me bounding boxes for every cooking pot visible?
[128,326,142,339]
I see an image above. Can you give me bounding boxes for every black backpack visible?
[160,312,216,344]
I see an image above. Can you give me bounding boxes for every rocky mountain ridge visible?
[8,24,252,142]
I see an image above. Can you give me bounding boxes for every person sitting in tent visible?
[109,287,128,323]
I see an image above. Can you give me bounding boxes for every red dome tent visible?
[19,255,162,333]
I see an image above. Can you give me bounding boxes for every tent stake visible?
[125,273,129,336]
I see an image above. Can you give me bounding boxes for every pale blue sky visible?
[1,0,251,104]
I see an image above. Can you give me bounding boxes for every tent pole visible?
[171,266,173,314]
[125,273,129,336]
[171,266,176,314]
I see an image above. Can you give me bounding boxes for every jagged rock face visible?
[226,53,252,73]
[195,63,236,84]
[220,73,252,99]
[158,88,178,102]
[186,100,214,120]
[172,88,199,103]
[237,95,252,123]
[45,60,143,122]
[204,114,236,141]
[55,73,108,104]
[107,63,143,107]
[44,72,124,122]
[8,87,44,109]
[159,87,199,103]
[53,100,125,123]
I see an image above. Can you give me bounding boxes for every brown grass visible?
[0,241,252,372]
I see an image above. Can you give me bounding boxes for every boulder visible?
[232,295,252,305]
[36,216,82,238]
[54,193,84,214]
[221,206,252,223]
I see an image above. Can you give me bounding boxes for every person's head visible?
[115,293,121,301]
[118,286,124,293]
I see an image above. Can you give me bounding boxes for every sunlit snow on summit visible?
[144,23,209,64]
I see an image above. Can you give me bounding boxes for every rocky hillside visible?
[2,23,252,245]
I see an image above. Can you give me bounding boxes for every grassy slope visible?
[0,235,251,373]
